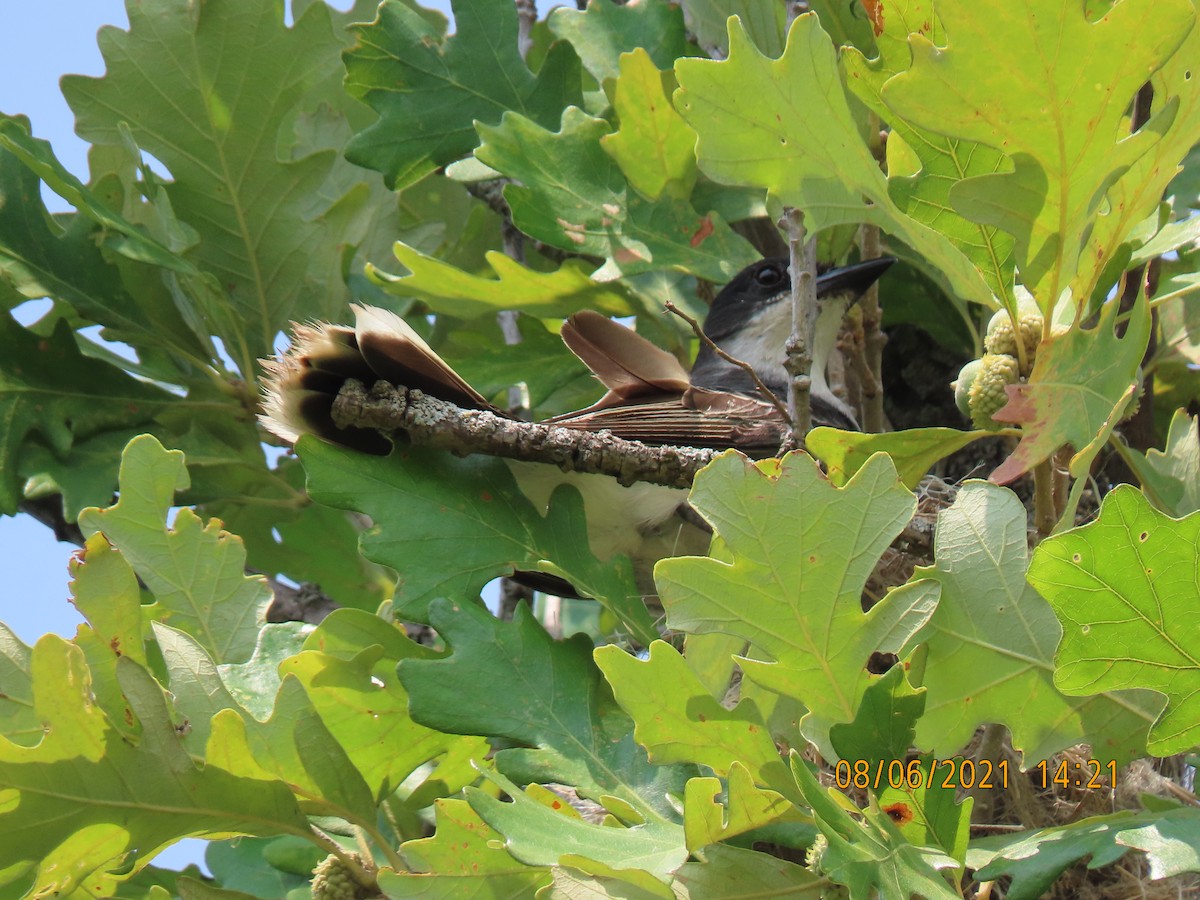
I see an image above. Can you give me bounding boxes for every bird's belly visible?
[505,462,709,566]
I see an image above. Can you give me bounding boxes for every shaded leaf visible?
[63,0,369,356]
[1119,408,1200,517]
[400,600,691,821]
[548,1,691,83]
[970,807,1200,900]
[905,481,1157,765]
[297,439,658,645]
[0,315,169,514]
[345,0,582,188]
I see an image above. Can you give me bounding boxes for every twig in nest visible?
[664,301,793,429]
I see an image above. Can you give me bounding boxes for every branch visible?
[780,208,818,441]
[331,379,717,489]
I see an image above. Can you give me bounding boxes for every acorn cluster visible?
[953,309,1046,431]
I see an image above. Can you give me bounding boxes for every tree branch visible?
[331,379,717,489]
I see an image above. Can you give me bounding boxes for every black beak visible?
[815,257,894,298]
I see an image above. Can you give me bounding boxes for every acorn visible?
[967,353,1021,430]
[953,359,983,419]
[985,310,1043,374]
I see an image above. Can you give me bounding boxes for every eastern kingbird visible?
[261,256,892,594]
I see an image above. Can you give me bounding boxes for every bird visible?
[260,256,892,597]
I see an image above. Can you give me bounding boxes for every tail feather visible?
[352,305,494,412]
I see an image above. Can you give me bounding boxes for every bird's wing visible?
[548,387,787,456]
[561,311,689,405]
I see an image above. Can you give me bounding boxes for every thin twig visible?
[780,208,818,440]
[664,301,793,429]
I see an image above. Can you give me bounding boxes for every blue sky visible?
[0,0,454,874]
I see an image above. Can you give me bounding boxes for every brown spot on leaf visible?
[690,214,715,247]
[862,0,885,36]
[883,802,913,824]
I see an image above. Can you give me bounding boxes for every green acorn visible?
[967,353,1021,430]
[952,359,983,419]
[312,852,370,900]
[985,310,1043,374]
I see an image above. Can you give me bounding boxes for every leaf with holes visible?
[900,481,1158,765]
[1028,485,1200,755]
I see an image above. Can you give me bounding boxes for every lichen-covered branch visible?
[331,379,717,489]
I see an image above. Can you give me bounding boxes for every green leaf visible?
[906,481,1157,765]
[991,299,1151,483]
[789,755,961,899]
[601,49,698,200]
[808,426,989,490]
[656,452,939,745]
[368,240,637,317]
[877,756,973,871]
[400,600,692,823]
[673,843,822,896]
[1119,408,1200,517]
[0,115,198,277]
[78,436,271,665]
[840,1,1015,302]
[280,610,489,800]
[468,768,688,877]
[379,799,551,896]
[828,664,925,772]
[18,430,139,521]
[679,0,786,58]
[0,141,208,361]
[970,807,1200,900]
[62,0,370,356]
[1028,485,1200,755]
[548,1,691,82]
[881,0,1195,307]
[682,764,803,850]
[475,107,758,280]
[297,439,658,645]
[673,15,997,306]
[0,639,307,898]
[0,315,170,514]
[0,623,38,748]
[595,640,798,802]
[344,0,582,189]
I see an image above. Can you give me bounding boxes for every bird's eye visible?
[754,264,784,287]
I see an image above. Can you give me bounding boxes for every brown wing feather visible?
[549,388,786,456]
[561,311,689,403]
